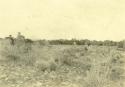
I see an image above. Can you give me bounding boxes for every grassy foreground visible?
[0,44,125,87]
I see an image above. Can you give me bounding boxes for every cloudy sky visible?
[0,0,125,41]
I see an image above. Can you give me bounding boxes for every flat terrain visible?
[0,45,124,87]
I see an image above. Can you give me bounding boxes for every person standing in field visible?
[17,32,25,40]
[16,32,25,47]
[9,35,14,45]
[4,35,15,46]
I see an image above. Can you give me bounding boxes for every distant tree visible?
[91,40,98,45]
[83,39,91,46]
[123,40,125,49]
[25,39,33,44]
[117,40,124,48]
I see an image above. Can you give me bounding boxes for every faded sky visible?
[0,0,125,41]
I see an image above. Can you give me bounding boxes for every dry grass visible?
[0,43,125,87]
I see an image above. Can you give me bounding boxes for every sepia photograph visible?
[0,0,125,87]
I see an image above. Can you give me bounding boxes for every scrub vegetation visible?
[0,33,124,87]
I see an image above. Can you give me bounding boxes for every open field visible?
[0,44,125,87]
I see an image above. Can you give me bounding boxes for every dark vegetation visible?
[0,32,125,48]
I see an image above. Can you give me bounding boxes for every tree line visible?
[48,39,120,46]
[1,33,125,48]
